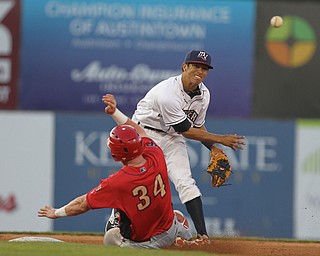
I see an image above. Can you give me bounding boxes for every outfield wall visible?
[0,111,54,231]
[294,120,320,240]
[1,0,320,239]
[1,111,320,240]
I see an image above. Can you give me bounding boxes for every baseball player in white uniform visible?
[132,50,245,242]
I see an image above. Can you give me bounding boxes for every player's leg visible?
[137,214,190,249]
[143,131,209,242]
[185,197,210,243]
[103,227,123,246]
[164,136,209,239]
[173,209,193,246]
[118,218,178,249]
[105,209,132,240]
[174,209,192,240]
[105,208,120,232]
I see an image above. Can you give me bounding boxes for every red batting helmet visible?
[107,125,143,162]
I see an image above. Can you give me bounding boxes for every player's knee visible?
[178,185,201,204]
[103,227,123,246]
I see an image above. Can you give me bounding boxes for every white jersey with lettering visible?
[132,74,210,136]
[132,74,210,204]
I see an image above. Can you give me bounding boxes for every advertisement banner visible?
[54,113,119,232]
[171,118,295,238]
[0,0,20,109]
[294,120,320,240]
[0,111,54,231]
[54,113,295,238]
[254,1,320,118]
[20,0,255,117]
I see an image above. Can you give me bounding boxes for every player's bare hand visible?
[38,205,57,219]
[102,94,117,115]
[221,134,246,151]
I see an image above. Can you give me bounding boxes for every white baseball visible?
[270,16,283,28]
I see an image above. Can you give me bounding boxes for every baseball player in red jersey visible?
[131,50,246,243]
[38,94,191,248]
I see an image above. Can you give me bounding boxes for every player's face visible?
[183,63,209,89]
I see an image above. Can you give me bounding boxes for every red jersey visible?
[86,137,174,242]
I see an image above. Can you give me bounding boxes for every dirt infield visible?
[1,233,320,256]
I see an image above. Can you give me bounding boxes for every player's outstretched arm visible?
[181,126,246,151]
[38,195,90,219]
[102,94,147,137]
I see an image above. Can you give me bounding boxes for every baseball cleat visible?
[174,237,192,247]
[193,234,211,245]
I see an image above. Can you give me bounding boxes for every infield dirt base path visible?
[1,233,320,256]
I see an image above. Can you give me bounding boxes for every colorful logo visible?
[265,16,317,68]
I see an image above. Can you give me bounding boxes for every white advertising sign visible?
[0,111,54,231]
[294,120,320,239]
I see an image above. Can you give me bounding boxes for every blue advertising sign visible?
[54,112,295,238]
[172,118,295,238]
[20,0,255,117]
[54,113,120,232]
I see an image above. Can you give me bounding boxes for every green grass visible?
[0,241,216,256]
[2,232,319,256]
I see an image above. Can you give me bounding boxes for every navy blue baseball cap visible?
[184,50,213,69]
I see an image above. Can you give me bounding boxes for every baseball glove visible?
[207,147,232,187]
